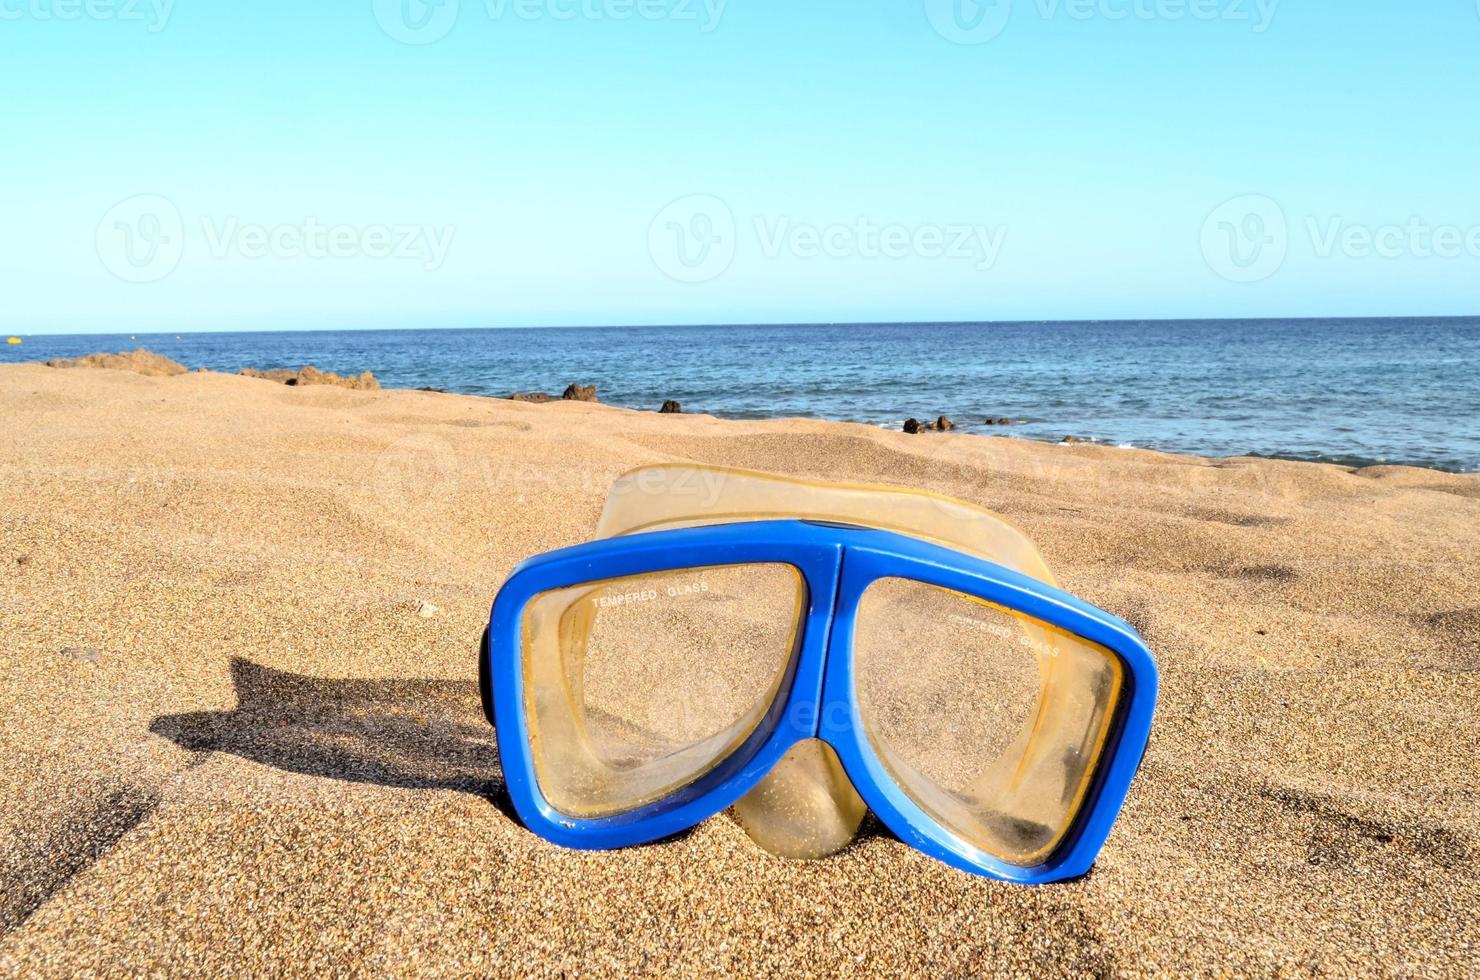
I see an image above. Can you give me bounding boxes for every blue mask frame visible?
[482,519,1157,884]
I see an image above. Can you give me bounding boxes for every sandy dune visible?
[1,363,1476,976]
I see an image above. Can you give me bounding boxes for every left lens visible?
[520,563,804,817]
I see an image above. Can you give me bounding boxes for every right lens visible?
[520,563,805,818]
[853,577,1123,866]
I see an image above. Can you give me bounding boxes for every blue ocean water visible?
[6,319,1478,473]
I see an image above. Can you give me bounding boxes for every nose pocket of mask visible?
[730,739,867,860]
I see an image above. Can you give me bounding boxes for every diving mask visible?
[480,465,1157,883]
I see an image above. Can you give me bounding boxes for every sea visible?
[5,318,1478,473]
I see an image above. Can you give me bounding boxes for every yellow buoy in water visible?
[5,337,20,345]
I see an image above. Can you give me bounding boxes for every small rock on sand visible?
[904,417,954,433]
[660,400,682,414]
[509,385,600,404]
[562,384,598,402]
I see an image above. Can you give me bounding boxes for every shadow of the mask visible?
[150,658,904,858]
[150,657,516,820]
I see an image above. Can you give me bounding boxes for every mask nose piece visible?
[730,739,867,859]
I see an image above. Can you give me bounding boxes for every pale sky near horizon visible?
[3,1,1479,334]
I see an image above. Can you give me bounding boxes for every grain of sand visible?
[1,364,1477,976]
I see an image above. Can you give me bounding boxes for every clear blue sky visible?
[3,1,1479,333]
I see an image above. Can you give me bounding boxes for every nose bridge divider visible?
[816,539,863,748]
[805,539,848,738]
[729,536,868,860]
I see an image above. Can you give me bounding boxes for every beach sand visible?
[1,362,1477,976]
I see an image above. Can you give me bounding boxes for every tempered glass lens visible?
[854,578,1122,866]
[521,563,804,817]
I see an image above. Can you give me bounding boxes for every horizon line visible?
[11,313,1480,338]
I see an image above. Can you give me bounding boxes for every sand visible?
[0,361,1476,976]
